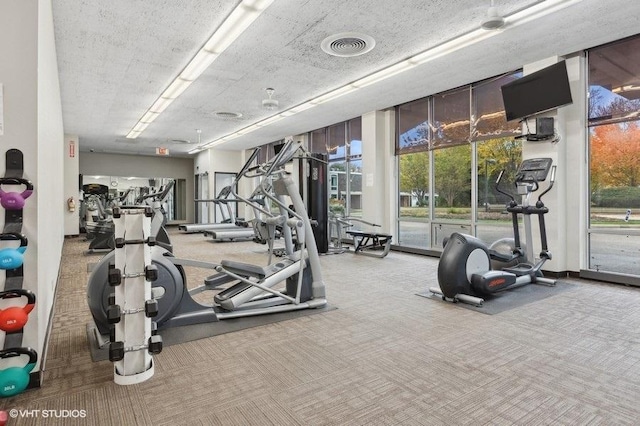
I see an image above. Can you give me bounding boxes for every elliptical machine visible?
[86,140,327,343]
[430,157,557,307]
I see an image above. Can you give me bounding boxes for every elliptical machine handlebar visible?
[537,165,556,205]
[494,169,516,205]
[139,180,175,203]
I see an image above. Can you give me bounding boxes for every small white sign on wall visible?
[366,173,374,187]
[0,83,4,135]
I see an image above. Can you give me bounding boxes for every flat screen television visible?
[501,60,573,121]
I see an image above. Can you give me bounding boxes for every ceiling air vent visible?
[215,111,243,119]
[321,32,376,57]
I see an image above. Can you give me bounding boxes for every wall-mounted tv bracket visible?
[515,117,555,142]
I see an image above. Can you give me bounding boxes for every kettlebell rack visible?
[107,205,162,385]
[0,149,37,398]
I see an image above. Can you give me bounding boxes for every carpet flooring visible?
[2,227,640,425]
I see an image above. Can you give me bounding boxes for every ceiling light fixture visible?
[262,88,279,110]
[215,111,243,120]
[481,0,505,30]
[506,0,583,27]
[126,0,274,139]
[190,0,584,154]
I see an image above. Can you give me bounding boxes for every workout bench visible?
[345,230,392,258]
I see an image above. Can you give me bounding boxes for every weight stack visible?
[110,206,160,385]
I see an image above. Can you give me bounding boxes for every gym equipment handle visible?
[0,233,28,270]
[0,178,34,210]
[0,347,37,398]
[494,170,515,203]
[0,289,37,332]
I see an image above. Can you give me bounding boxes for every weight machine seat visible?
[346,230,393,258]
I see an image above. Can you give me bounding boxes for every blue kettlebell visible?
[0,347,37,397]
[0,233,28,270]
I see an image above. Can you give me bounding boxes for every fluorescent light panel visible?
[190,0,584,154]
[256,115,284,126]
[352,60,415,88]
[507,0,584,27]
[310,85,359,104]
[126,0,274,139]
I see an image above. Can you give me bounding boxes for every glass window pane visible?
[348,117,362,160]
[329,161,347,215]
[399,151,430,210]
[472,73,522,141]
[589,37,640,124]
[590,233,640,275]
[398,151,430,248]
[476,224,521,248]
[433,87,471,149]
[328,123,346,160]
[432,223,472,249]
[398,221,430,249]
[587,35,640,279]
[348,158,363,218]
[476,138,523,220]
[397,99,429,153]
[589,121,640,229]
[434,144,471,220]
[310,128,327,154]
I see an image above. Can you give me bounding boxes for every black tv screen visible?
[501,60,573,121]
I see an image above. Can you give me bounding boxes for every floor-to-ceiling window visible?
[472,73,523,244]
[310,117,363,227]
[432,87,472,247]
[395,71,522,252]
[396,99,430,249]
[587,36,640,280]
[347,117,363,221]
[327,122,348,217]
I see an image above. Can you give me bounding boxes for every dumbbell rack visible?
[107,206,162,385]
[0,149,37,397]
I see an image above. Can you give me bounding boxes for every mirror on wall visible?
[81,175,187,222]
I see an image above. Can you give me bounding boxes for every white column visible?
[521,55,586,274]
[361,110,396,235]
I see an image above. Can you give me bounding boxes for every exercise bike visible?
[430,157,557,307]
[86,140,327,343]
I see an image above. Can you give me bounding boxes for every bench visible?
[345,230,392,258]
